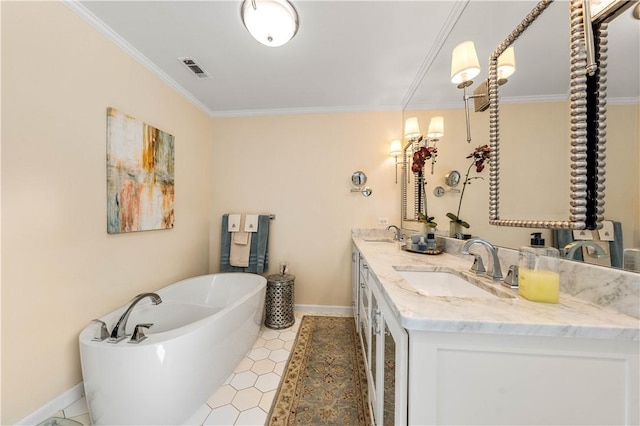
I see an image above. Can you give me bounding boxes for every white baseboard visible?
[295,304,352,316]
[15,382,84,425]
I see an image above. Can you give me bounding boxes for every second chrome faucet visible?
[461,238,503,282]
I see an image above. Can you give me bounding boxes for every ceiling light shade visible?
[241,0,299,47]
[427,116,444,139]
[450,41,481,85]
[497,47,516,80]
[404,117,421,139]
[390,139,403,156]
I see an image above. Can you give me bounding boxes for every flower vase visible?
[449,221,463,238]
[419,222,429,235]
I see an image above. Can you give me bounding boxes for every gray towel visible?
[220,214,270,273]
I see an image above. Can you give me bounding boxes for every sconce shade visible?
[450,41,481,85]
[427,116,444,139]
[497,46,516,80]
[404,117,421,139]
[241,0,299,47]
[390,139,403,156]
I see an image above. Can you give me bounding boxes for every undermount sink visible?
[363,239,394,243]
[395,269,505,299]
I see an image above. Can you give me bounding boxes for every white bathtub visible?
[79,273,266,425]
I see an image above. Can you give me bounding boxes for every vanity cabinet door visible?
[371,280,408,426]
[407,330,639,425]
[351,246,360,322]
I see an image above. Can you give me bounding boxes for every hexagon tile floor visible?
[50,310,349,426]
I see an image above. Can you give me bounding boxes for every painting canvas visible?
[106,107,175,233]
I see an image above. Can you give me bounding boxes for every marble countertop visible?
[352,234,639,341]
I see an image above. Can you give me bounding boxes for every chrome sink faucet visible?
[461,238,503,281]
[109,293,162,343]
[386,225,402,241]
[562,241,607,259]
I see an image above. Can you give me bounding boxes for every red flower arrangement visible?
[411,145,437,174]
[447,144,491,229]
[411,142,438,229]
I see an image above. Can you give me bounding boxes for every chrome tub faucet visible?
[461,238,503,282]
[109,293,162,343]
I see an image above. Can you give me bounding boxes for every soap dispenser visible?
[518,232,560,303]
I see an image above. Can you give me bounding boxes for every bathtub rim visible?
[79,272,266,346]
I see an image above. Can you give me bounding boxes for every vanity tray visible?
[404,246,443,255]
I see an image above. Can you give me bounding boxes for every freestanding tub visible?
[79,273,266,425]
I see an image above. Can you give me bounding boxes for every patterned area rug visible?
[268,316,371,425]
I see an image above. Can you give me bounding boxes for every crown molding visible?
[210,104,403,118]
[62,0,214,116]
[401,1,469,109]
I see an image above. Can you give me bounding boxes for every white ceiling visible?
[69,0,639,117]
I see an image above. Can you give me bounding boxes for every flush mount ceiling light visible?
[241,0,299,47]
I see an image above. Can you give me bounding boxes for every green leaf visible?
[446,213,458,222]
[459,220,470,228]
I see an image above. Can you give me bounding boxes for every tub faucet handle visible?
[128,323,153,344]
[91,319,110,341]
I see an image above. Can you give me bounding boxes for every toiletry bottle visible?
[418,236,427,251]
[518,232,560,303]
[425,233,436,250]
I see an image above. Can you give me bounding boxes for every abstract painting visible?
[106,107,175,233]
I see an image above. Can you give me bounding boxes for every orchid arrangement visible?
[446,144,490,229]
[411,142,438,229]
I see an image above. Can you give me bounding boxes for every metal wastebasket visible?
[264,274,295,329]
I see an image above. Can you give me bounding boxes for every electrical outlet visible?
[378,217,389,225]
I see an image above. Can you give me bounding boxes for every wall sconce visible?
[451,41,516,142]
[451,41,482,144]
[497,46,516,84]
[390,139,403,184]
[399,116,445,179]
[404,117,421,140]
[241,0,299,47]
[426,116,444,174]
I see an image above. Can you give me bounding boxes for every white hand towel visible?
[244,215,259,233]
[598,221,615,241]
[572,229,594,240]
[233,231,250,245]
[230,215,251,267]
[228,214,241,232]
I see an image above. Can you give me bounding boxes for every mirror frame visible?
[401,141,419,221]
[488,0,604,230]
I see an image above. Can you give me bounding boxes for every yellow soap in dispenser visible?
[518,232,560,303]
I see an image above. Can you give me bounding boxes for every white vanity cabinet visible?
[351,245,360,321]
[354,246,408,425]
[369,275,408,425]
[407,329,639,425]
[351,240,639,425]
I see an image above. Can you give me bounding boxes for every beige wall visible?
[209,112,402,306]
[2,1,636,424]
[1,2,213,423]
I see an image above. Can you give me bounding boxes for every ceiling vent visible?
[178,57,211,79]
